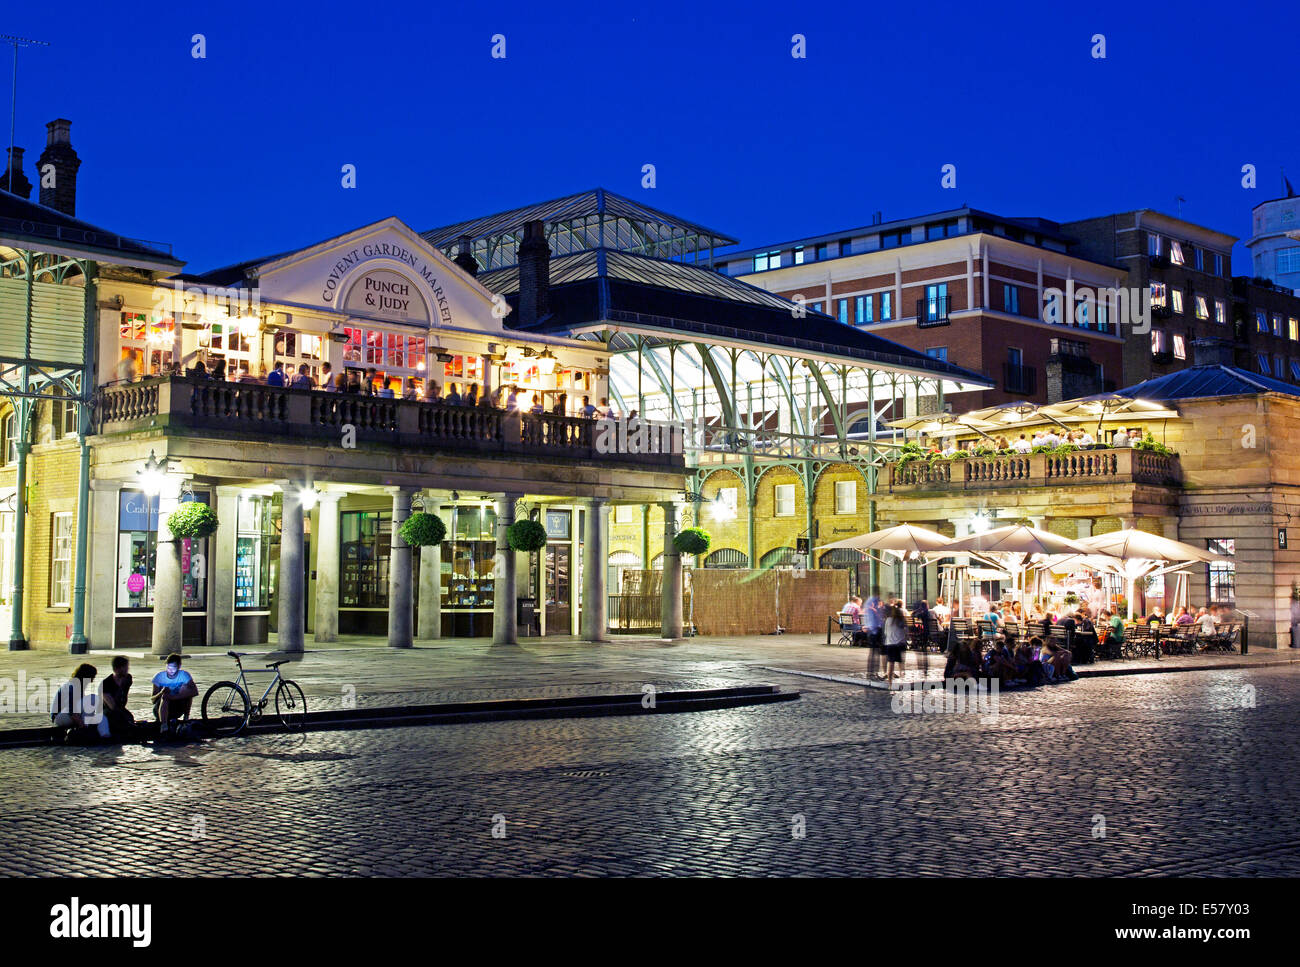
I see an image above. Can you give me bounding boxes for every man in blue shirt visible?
[266,362,285,387]
[151,653,198,735]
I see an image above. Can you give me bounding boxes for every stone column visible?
[492,493,521,645]
[87,479,123,650]
[387,487,416,649]
[660,500,683,639]
[417,491,442,639]
[8,439,29,650]
[314,492,342,642]
[582,497,609,642]
[276,484,305,653]
[150,479,184,656]
[208,486,241,647]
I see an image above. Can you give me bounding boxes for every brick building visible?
[717,208,1128,414]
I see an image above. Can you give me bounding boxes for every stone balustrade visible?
[93,375,678,468]
[887,447,1180,492]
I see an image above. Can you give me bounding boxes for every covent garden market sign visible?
[320,242,455,327]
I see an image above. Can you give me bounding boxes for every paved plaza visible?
[1,636,1298,876]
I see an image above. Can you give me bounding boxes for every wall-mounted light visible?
[970,511,992,534]
[297,486,319,512]
[136,449,172,497]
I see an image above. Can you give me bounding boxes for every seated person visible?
[99,655,135,740]
[1173,605,1194,626]
[151,653,199,736]
[1195,607,1216,634]
[1042,640,1078,682]
[840,595,863,628]
[1015,640,1046,685]
[945,641,981,681]
[940,442,957,457]
[931,596,951,627]
[984,640,1018,684]
[51,663,100,742]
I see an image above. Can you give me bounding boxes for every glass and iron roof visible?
[421,188,737,272]
[1116,364,1300,401]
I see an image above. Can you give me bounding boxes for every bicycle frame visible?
[230,656,283,710]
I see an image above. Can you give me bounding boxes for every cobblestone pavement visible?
[1,634,1292,729]
[1,663,1297,876]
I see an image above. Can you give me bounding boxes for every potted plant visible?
[399,511,446,547]
[506,519,548,553]
[166,501,219,540]
[1291,582,1300,649]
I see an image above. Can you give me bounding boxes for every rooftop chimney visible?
[454,234,478,277]
[517,219,550,327]
[4,147,32,199]
[37,118,80,215]
[1191,337,1236,368]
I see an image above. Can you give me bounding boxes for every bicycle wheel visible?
[202,681,251,737]
[275,679,307,731]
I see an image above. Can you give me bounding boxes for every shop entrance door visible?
[544,544,570,635]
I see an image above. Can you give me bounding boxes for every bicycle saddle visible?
[227,651,248,658]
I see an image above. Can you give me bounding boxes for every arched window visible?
[759,546,798,569]
[703,548,749,569]
[819,547,865,568]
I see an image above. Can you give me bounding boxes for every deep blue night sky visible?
[5,0,1298,272]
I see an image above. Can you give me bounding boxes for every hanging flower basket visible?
[674,527,711,557]
[166,502,218,540]
[507,519,548,553]
[399,511,446,547]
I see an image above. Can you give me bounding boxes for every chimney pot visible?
[453,233,478,278]
[37,118,81,216]
[4,146,32,199]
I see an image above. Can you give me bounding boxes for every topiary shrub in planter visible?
[166,501,219,540]
[399,511,446,547]
[673,527,711,556]
[506,519,548,553]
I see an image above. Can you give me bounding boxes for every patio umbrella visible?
[882,412,997,440]
[945,525,1098,609]
[817,524,953,606]
[1038,394,1180,443]
[1074,528,1225,619]
[962,400,1071,432]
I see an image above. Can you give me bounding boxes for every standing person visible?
[364,368,378,395]
[266,361,285,387]
[581,395,597,418]
[291,363,314,390]
[320,362,333,389]
[403,378,420,400]
[423,380,440,403]
[552,392,568,416]
[151,654,198,736]
[210,358,227,381]
[882,604,908,682]
[99,656,135,740]
[506,386,519,412]
[378,377,396,399]
[445,383,462,406]
[599,397,614,418]
[465,382,480,407]
[50,663,99,742]
[116,348,138,384]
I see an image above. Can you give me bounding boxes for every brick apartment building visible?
[1064,209,1300,387]
[717,208,1127,414]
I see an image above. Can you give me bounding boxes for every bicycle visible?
[201,651,307,737]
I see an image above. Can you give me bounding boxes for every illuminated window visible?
[881,292,892,320]
[1150,282,1167,307]
[1273,314,1284,337]
[1148,233,1162,257]
[1152,330,1167,354]
[1215,300,1226,324]
[1256,310,1269,334]
[50,512,73,608]
[834,480,856,514]
[837,299,849,324]
[793,246,805,265]
[753,250,781,272]
[1207,539,1234,605]
[1169,241,1185,265]
[1194,295,1209,319]
[774,483,796,517]
[1173,335,1186,359]
[1291,318,1300,342]
[1171,290,1184,314]
[118,311,175,376]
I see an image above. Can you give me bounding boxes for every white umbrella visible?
[817,524,952,606]
[1075,528,1225,619]
[946,525,1098,610]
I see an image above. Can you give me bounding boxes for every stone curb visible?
[0,684,799,749]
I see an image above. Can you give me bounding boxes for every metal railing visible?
[916,295,951,327]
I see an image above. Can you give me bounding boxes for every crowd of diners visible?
[113,349,626,419]
[918,425,1152,457]
[840,588,1235,687]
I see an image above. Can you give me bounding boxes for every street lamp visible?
[136,449,170,497]
[297,486,319,512]
[970,511,992,534]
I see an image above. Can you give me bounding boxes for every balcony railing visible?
[916,295,952,328]
[94,375,683,468]
[886,448,1181,493]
